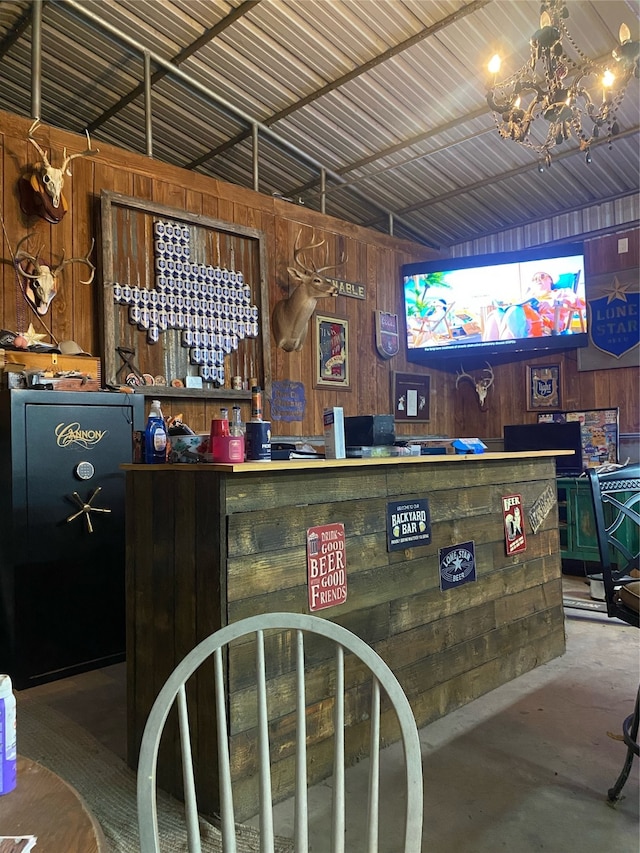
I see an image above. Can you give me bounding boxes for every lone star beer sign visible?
[588,274,640,359]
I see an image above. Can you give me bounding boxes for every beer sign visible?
[307,523,347,612]
[502,494,527,555]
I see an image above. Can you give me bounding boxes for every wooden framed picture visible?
[526,364,562,410]
[392,371,430,422]
[314,314,350,389]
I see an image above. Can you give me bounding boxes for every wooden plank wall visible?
[125,457,565,820]
[1,109,637,440]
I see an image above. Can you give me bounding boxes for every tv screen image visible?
[401,243,587,365]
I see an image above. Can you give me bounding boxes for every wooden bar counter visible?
[124,451,566,820]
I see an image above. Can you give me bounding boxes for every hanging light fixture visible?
[486,0,639,169]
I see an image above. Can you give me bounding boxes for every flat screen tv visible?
[503,422,584,476]
[401,243,587,365]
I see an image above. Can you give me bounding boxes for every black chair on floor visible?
[588,462,640,804]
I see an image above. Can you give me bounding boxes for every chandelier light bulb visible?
[488,54,501,75]
[619,23,631,45]
[602,69,615,88]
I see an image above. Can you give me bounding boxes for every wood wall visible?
[1,109,638,440]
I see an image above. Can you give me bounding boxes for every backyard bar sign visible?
[502,494,527,555]
[307,523,347,612]
[386,499,431,551]
[439,540,476,591]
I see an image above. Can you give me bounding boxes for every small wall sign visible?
[307,523,347,612]
[392,371,430,422]
[375,311,400,359]
[439,541,477,590]
[526,364,561,410]
[502,494,527,555]
[528,482,556,534]
[270,379,305,422]
[386,499,431,551]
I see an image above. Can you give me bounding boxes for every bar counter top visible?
[122,448,572,473]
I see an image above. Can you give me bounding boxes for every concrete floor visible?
[19,580,640,852]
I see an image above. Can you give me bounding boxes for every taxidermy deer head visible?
[20,119,98,223]
[14,235,95,316]
[455,362,495,409]
[272,231,345,352]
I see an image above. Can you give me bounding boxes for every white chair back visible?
[137,612,423,852]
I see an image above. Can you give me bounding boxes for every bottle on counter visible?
[251,386,263,422]
[144,399,168,464]
[0,674,16,796]
[231,405,245,437]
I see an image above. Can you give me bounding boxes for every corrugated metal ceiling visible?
[0,0,637,250]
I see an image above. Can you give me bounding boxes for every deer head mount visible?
[19,119,98,223]
[14,235,96,316]
[455,362,495,409]
[272,231,345,352]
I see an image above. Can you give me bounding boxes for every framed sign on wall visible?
[526,364,561,411]
[314,314,350,389]
[392,371,430,422]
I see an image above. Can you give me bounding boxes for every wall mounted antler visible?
[18,119,98,223]
[455,362,495,409]
[14,235,95,316]
[272,230,345,351]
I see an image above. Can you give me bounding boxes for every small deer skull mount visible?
[14,235,96,316]
[19,119,98,223]
[455,362,495,409]
[272,230,345,352]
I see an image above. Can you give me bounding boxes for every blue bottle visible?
[144,399,168,464]
[0,674,16,796]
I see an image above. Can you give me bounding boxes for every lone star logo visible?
[604,276,631,304]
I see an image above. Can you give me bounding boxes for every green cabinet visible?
[557,477,600,569]
[557,476,639,573]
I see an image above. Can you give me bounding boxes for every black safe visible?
[0,389,144,688]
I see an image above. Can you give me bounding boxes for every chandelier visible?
[486,0,639,168]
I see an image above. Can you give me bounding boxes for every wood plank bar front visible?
[124,451,566,821]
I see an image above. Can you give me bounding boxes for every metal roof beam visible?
[86,0,262,134]
[59,0,436,247]
[361,126,640,224]
[187,0,491,169]
[0,0,40,61]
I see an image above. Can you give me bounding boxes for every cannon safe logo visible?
[439,540,476,591]
[55,422,107,449]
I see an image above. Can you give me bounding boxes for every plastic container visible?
[144,400,168,464]
[0,674,17,796]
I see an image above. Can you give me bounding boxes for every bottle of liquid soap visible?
[144,399,168,464]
